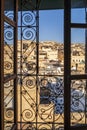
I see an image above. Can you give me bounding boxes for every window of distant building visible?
[40,78,51,104]
[40,86,51,104]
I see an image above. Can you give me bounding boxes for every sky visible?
[39,10,64,43]
[39,8,86,43]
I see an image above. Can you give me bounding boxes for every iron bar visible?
[20,0,23,129]
[38,0,42,8]
[0,0,4,129]
[64,0,71,129]
[85,0,87,124]
[36,0,39,129]
[17,74,64,77]
[71,23,87,28]
[70,74,87,80]
[70,125,87,130]
[4,74,16,83]
[18,25,38,27]
[4,15,16,27]
[11,124,17,130]
[14,0,18,129]
[17,121,63,124]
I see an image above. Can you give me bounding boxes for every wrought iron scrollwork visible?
[22,109,35,122]
[38,124,52,130]
[18,9,87,128]
[22,28,36,41]
[5,108,14,121]
[4,23,14,76]
[4,23,14,42]
[5,30,13,41]
[4,80,14,130]
[71,80,86,125]
[23,76,35,89]
[4,61,12,70]
[18,2,65,129]
[22,62,36,74]
[21,123,36,130]
[22,12,36,26]
[18,7,37,129]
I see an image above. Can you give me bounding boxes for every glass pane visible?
[4,0,14,20]
[18,8,64,129]
[70,80,87,126]
[18,76,36,122]
[39,76,64,129]
[39,42,64,75]
[4,22,14,77]
[39,10,64,75]
[18,75,64,129]
[71,0,86,23]
[71,8,86,24]
[4,80,14,129]
[17,76,37,129]
[18,11,37,75]
[21,40,36,75]
[71,28,85,75]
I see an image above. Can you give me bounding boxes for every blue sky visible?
[39,10,64,43]
[39,8,86,43]
[39,10,64,42]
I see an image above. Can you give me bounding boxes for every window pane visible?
[4,22,14,77]
[18,76,36,122]
[4,80,14,129]
[71,28,85,75]
[39,10,64,75]
[18,40,36,75]
[17,11,37,75]
[39,76,64,129]
[70,80,87,126]
[71,8,86,24]
[17,8,64,130]
[71,0,86,23]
